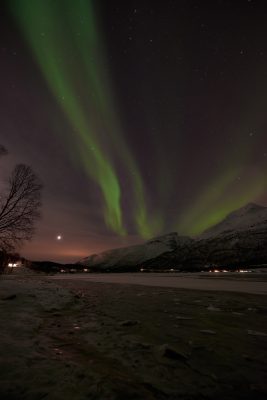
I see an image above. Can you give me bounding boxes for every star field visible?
[1,0,267,262]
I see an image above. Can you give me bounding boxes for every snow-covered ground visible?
[51,272,267,295]
[1,275,267,399]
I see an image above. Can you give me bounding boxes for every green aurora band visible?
[177,123,266,236]
[10,0,267,239]
[178,167,266,236]
[11,0,160,238]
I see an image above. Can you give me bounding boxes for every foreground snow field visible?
[51,272,267,295]
[0,275,267,399]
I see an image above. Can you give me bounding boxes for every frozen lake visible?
[51,272,267,295]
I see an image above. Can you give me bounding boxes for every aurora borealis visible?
[1,0,267,261]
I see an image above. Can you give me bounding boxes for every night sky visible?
[1,0,267,262]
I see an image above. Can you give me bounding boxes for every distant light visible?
[214,269,220,273]
[57,235,62,240]
[83,268,88,272]
[8,263,19,267]
[140,268,144,272]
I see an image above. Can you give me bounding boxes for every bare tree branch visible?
[0,145,8,157]
[0,163,42,252]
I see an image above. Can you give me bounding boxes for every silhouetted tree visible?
[0,150,42,253]
[0,145,8,157]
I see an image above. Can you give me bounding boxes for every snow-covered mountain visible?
[78,233,193,269]
[79,203,267,270]
[198,203,267,239]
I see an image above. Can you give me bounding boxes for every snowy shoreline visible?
[0,276,267,399]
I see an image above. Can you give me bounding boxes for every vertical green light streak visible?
[65,0,159,238]
[11,0,125,234]
[11,0,158,237]
[14,1,264,239]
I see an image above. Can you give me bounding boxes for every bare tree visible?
[0,164,42,252]
[0,145,8,157]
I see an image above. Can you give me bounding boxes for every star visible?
[4,0,267,262]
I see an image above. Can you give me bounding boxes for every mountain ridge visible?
[198,202,267,239]
[78,203,267,270]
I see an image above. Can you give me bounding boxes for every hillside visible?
[78,233,193,270]
[78,203,267,270]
